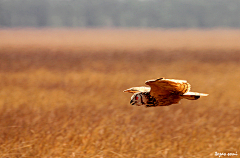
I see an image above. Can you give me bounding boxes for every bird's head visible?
[130,92,146,106]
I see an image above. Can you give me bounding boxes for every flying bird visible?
[123,78,208,107]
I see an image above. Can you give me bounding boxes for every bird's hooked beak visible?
[130,100,134,105]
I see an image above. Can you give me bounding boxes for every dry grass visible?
[1,29,240,51]
[0,29,239,158]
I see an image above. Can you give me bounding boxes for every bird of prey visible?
[123,78,208,107]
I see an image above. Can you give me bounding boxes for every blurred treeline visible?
[0,0,240,28]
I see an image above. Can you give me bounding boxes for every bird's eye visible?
[135,96,139,100]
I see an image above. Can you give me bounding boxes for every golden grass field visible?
[0,29,239,158]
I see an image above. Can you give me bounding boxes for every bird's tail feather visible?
[182,92,209,100]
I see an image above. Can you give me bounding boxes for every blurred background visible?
[0,0,240,28]
[0,0,240,157]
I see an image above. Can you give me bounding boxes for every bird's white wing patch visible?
[123,87,150,93]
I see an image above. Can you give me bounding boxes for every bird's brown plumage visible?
[145,78,191,96]
[124,77,209,107]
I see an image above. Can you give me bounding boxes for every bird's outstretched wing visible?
[145,78,191,97]
[123,87,150,93]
